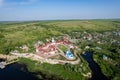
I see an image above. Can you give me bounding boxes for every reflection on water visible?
[0,52,109,80]
[0,63,64,80]
[81,51,110,80]
[0,63,40,80]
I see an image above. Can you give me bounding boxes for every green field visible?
[0,20,120,80]
[0,20,120,54]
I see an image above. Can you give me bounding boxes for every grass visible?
[0,19,120,54]
[18,58,85,80]
[44,20,120,31]
[58,45,68,53]
[0,20,120,79]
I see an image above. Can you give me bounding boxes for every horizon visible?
[0,18,120,22]
[0,0,120,21]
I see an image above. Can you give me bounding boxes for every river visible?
[0,52,110,80]
[0,62,63,80]
[81,51,110,80]
[0,63,40,80]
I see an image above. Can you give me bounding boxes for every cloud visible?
[18,0,38,5]
[0,0,4,6]
[0,0,38,6]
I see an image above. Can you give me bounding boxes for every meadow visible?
[0,20,120,54]
[0,20,120,80]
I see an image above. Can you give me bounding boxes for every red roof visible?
[36,39,71,53]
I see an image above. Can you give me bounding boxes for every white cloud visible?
[0,0,38,6]
[19,0,38,5]
[0,0,4,6]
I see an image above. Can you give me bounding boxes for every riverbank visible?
[10,52,80,65]
[81,51,110,80]
[0,63,40,80]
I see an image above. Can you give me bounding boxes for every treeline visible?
[18,58,85,80]
[93,41,120,80]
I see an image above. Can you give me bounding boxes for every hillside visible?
[0,20,120,80]
[0,20,120,54]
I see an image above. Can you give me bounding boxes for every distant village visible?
[1,30,120,69]
[9,35,80,65]
[13,30,120,61]
[35,37,75,60]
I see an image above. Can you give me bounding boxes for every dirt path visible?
[10,51,80,65]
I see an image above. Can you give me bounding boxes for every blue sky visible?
[0,0,120,21]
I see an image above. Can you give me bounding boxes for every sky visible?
[0,0,120,21]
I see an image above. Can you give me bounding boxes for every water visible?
[0,62,64,80]
[81,51,110,80]
[0,58,5,62]
[0,63,40,80]
[0,52,110,80]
